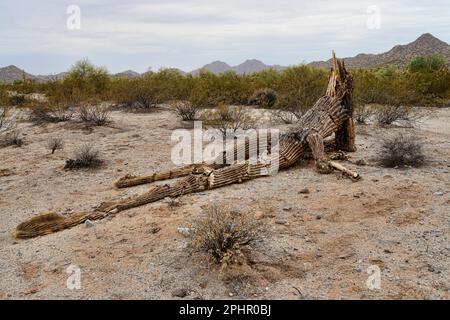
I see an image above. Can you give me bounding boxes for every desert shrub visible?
[0,130,23,147]
[249,68,281,90]
[111,68,194,110]
[171,101,199,121]
[78,104,111,126]
[201,104,256,138]
[113,77,161,110]
[249,88,277,108]
[379,134,425,167]
[190,204,260,269]
[354,104,374,124]
[0,87,8,106]
[9,94,26,106]
[273,66,328,121]
[65,144,103,169]
[0,106,21,141]
[47,137,64,154]
[189,70,252,108]
[406,67,450,106]
[29,102,74,124]
[374,104,418,126]
[0,107,10,132]
[63,59,111,101]
[408,54,447,73]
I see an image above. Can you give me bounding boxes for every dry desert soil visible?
[0,106,449,300]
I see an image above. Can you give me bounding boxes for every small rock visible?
[177,227,192,236]
[85,220,94,228]
[355,159,367,166]
[254,211,265,220]
[298,188,310,194]
[171,288,189,298]
[283,206,293,212]
[229,292,234,297]
[147,226,161,234]
[275,220,288,225]
[434,192,444,196]
[127,211,137,218]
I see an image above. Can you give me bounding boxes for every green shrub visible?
[249,88,277,108]
[63,59,111,101]
[274,66,328,116]
[408,54,447,73]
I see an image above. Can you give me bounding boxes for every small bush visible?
[0,107,11,132]
[354,105,374,124]
[65,144,103,169]
[374,105,417,126]
[9,94,26,106]
[78,104,111,126]
[30,103,74,124]
[249,88,277,108]
[47,137,64,154]
[0,130,23,147]
[201,104,256,138]
[172,101,199,121]
[0,106,22,147]
[408,54,447,73]
[190,205,260,269]
[379,134,425,168]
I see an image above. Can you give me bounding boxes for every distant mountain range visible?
[190,59,286,75]
[1,33,449,84]
[308,33,450,69]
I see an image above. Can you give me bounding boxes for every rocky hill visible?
[0,65,36,83]
[309,33,450,69]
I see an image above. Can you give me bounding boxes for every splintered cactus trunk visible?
[15,53,359,239]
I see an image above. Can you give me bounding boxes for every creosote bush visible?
[354,104,374,124]
[0,107,11,132]
[171,101,199,121]
[201,104,256,138]
[78,104,111,126]
[190,204,260,270]
[29,102,74,124]
[0,130,23,147]
[65,144,103,169]
[249,88,277,108]
[374,104,417,126]
[47,137,64,154]
[379,134,425,168]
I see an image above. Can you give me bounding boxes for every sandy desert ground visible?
[0,106,449,300]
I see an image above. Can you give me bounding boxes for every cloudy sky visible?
[0,0,449,74]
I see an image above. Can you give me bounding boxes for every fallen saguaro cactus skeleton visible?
[15,53,360,239]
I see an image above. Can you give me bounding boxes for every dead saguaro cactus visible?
[15,52,360,239]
